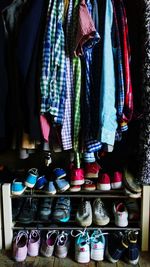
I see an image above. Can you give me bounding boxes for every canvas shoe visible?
[84,162,101,178]
[25,168,38,188]
[35,175,47,190]
[55,231,70,258]
[70,167,84,185]
[53,168,66,179]
[111,171,123,189]
[11,178,26,195]
[39,198,53,221]
[76,200,92,227]
[123,168,142,193]
[69,185,81,192]
[125,231,140,265]
[53,197,71,223]
[106,231,129,263]
[113,202,128,227]
[44,181,57,195]
[90,229,106,261]
[55,179,70,192]
[27,230,40,256]
[82,179,96,191]
[97,173,111,190]
[92,198,110,226]
[73,230,90,263]
[40,230,59,257]
[13,231,28,262]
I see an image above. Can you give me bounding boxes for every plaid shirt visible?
[40,0,66,124]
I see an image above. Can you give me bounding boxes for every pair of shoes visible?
[76,198,110,227]
[69,179,96,192]
[52,197,71,223]
[17,198,38,224]
[13,230,40,262]
[40,230,70,258]
[106,231,139,265]
[44,179,70,194]
[72,229,105,263]
[97,171,123,191]
[113,202,128,227]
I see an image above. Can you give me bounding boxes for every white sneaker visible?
[73,230,90,263]
[40,230,59,257]
[90,230,105,261]
[76,200,92,227]
[55,231,70,258]
[113,202,128,227]
[93,198,110,226]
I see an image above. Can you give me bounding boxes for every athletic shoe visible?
[123,168,142,193]
[106,231,128,263]
[90,229,105,261]
[11,179,26,195]
[44,181,56,195]
[25,168,38,188]
[17,198,38,224]
[70,168,84,185]
[125,231,140,265]
[53,197,71,223]
[55,231,70,258]
[40,230,59,257]
[111,171,123,189]
[113,202,128,227]
[13,231,28,262]
[39,198,53,221]
[53,168,66,179]
[82,179,96,191]
[27,230,40,256]
[55,179,70,192]
[35,175,47,190]
[124,187,141,198]
[76,200,92,227]
[97,173,111,190]
[69,185,81,192]
[84,162,101,178]
[74,230,90,263]
[125,199,140,220]
[92,198,110,226]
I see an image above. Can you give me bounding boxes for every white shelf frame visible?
[0,184,3,249]
[2,183,150,251]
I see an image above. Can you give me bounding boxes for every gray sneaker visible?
[40,230,59,257]
[55,231,70,258]
[93,198,110,226]
[76,200,92,227]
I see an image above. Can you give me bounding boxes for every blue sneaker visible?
[55,179,70,193]
[53,197,71,222]
[36,175,47,190]
[44,181,56,195]
[11,179,26,195]
[25,168,38,188]
[125,231,139,265]
[53,168,66,179]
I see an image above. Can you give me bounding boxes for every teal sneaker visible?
[72,230,90,263]
[11,179,26,195]
[90,230,106,261]
[53,197,71,222]
[25,168,38,188]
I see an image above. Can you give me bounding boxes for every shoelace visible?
[95,199,106,216]
[90,231,108,243]
[79,201,89,215]
[47,230,59,240]
[71,229,90,245]
[57,231,68,245]
[14,231,28,244]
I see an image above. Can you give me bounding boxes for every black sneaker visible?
[105,231,129,263]
[12,198,24,221]
[125,231,139,265]
[17,198,38,224]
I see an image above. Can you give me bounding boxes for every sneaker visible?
[13,231,28,262]
[35,175,47,190]
[17,198,38,224]
[11,179,26,195]
[40,230,59,257]
[69,185,81,192]
[125,231,140,265]
[55,179,70,192]
[123,168,142,193]
[44,181,56,195]
[92,198,110,226]
[111,171,123,189]
[106,231,128,263]
[27,230,40,256]
[82,179,96,191]
[84,162,101,178]
[124,187,141,198]
[74,230,90,263]
[12,198,24,221]
[125,199,140,220]
[76,200,92,227]
[53,168,66,179]
[97,173,111,190]
[25,168,38,188]
[55,231,70,258]
[90,229,105,261]
[113,202,128,227]
[39,198,53,221]
[70,168,84,185]
[53,197,71,222]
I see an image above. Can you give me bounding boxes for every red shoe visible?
[82,179,96,191]
[111,171,123,189]
[69,185,81,192]
[97,173,111,191]
[84,162,101,178]
[70,168,84,185]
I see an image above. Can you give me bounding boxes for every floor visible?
[0,251,150,267]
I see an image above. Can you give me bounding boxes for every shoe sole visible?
[11,188,26,195]
[93,217,110,226]
[82,187,96,191]
[111,182,122,189]
[85,173,98,178]
[58,184,70,192]
[105,246,119,263]
[24,181,36,188]
[44,190,57,195]
[97,184,111,190]
[69,188,81,192]
[76,219,92,227]
[71,180,84,185]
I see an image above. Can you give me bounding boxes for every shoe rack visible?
[2,182,150,251]
[0,184,3,249]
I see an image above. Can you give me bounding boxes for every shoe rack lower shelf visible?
[2,183,150,251]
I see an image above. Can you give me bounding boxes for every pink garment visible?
[74,0,97,56]
[40,115,50,142]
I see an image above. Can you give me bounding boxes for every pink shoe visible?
[97,173,111,191]
[82,179,96,191]
[71,168,84,185]
[84,162,101,178]
[111,171,123,189]
[27,230,40,256]
[13,231,28,262]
